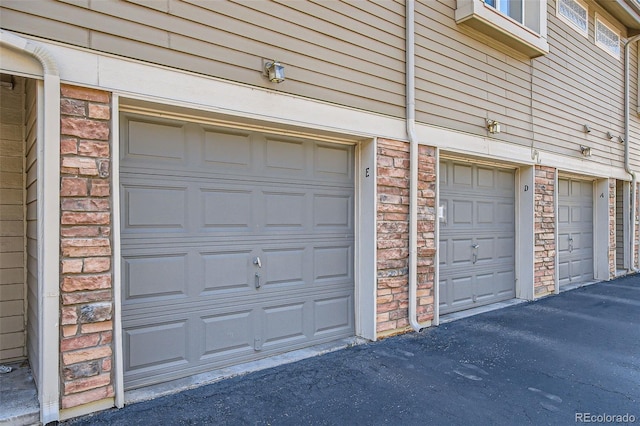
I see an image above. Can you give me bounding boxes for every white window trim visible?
[595,13,621,59]
[556,0,589,38]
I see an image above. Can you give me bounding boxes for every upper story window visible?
[455,0,549,58]
[595,14,621,59]
[557,0,588,36]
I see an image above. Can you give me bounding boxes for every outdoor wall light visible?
[486,119,501,134]
[579,145,592,157]
[584,124,591,133]
[265,60,285,83]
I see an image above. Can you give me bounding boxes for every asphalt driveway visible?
[66,275,640,425]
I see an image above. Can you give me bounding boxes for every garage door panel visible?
[201,189,252,230]
[201,310,254,357]
[264,191,306,228]
[262,302,306,345]
[314,194,352,228]
[126,120,186,162]
[452,238,473,264]
[453,164,473,186]
[124,319,189,372]
[558,205,570,224]
[314,246,351,282]
[123,185,188,231]
[315,144,352,179]
[201,251,252,293]
[451,276,473,306]
[477,202,494,224]
[497,236,515,259]
[314,295,352,334]
[203,130,252,170]
[264,248,305,287]
[477,167,494,188]
[123,254,189,302]
[265,138,306,174]
[497,202,515,224]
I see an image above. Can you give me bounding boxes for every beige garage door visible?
[120,113,355,390]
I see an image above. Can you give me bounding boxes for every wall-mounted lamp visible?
[607,131,615,140]
[583,124,591,134]
[579,145,591,157]
[264,60,285,83]
[486,119,501,134]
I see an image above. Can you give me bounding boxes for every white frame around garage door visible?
[111,96,377,406]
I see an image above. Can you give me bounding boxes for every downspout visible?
[406,0,429,332]
[0,30,61,424]
[624,34,640,272]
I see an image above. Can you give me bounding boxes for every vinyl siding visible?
[0,77,25,363]
[415,0,637,170]
[0,0,405,117]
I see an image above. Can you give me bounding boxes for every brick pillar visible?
[534,165,556,297]
[376,139,410,336]
[416,145,436,323]
[609,178,616,278]
[59,85,114,409]
[375,139,436,337]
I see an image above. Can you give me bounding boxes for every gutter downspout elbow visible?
[624,35,640,273]
[406,0,430,332]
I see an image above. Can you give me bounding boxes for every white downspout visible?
[406,0,430,332]
[624,34,640,273]
[0,30,61,424]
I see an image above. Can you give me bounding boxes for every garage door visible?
[558,177,593,287]
[120,114,355,390]
[439,160,516,314]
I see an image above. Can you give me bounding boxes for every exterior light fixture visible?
[607,131,615,140]
[584,124,591,133]
[486,119,501,134]
[579,145,592,157]
[264,60,285,83]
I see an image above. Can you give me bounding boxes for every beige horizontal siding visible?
[1,0,405,117]
[0,77,25,363]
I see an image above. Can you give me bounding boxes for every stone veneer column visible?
[609,178,616,278]
[376,139,436,337]
[534,165,556,297]
[59,85,114,409]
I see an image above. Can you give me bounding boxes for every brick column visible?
[609,178,616,278]
[416,145,436,323]
[376,139,436,337]
[59,85,114,409]
[534,166,556,297]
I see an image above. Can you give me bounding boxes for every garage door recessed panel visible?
[266,139,304,172]
[314,246,351,281]
[316,145,350,177]
[201,311,253,357]
[315,296,351,334]
[452,239,473,264]
[124,186,186,230]
[314,194,351,228]
[202,190,251,230]
[124,254,188,301]
[453,164,472,186]
[204,131,251,168]
[263,303,305,344]
[453,200,473,224]
[477,202,494,224]
[265,248,304,286]
[202,251,250,292]
[264,192,305,228]
[126,120,185,162]
[125,320,188,371]
[477,167,494,188]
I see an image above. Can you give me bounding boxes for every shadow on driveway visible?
[65,275,640,425]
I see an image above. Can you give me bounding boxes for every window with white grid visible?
[556,0,588,36]
[595,15,621,59]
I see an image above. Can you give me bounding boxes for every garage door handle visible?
[254,257,262,268]
[568,237,573,253]
[255,272,261,289]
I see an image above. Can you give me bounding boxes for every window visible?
[455,0,549,58]
[485,0,523,25]
[595,14,621,59]
[557,0,588,36]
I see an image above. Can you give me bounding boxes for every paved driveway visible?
[67,276,640,425]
